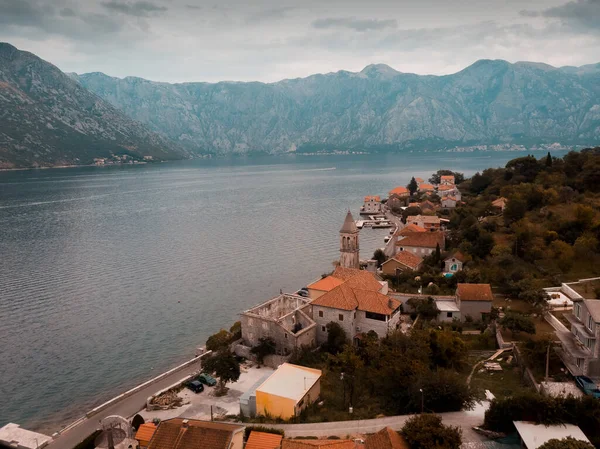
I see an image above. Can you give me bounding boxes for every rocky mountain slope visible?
[73,60,600,154]
[0,43,188,168]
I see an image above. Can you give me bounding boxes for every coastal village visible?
[3,164,600,449]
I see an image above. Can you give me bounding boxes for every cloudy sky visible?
[1,0,600,83]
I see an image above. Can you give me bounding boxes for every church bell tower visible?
[339,210,359,269]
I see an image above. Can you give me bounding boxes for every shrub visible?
[538,438,595,449]
[402,414,462,449]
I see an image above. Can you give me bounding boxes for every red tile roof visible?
[311,284,400,315]
[147,418,244,449]
[395,224,427,236]
[441,175,455,181]
[136,423,157,443]
[282,440,355,449]
[396,232,444,249]
[366,427,410,449]
[415,177,425,183]
[445,250,467,263]
[456,283,493,302]
[418,183,435,191]
[391,251,423,270]
[307,276,345,292]
[406,215,440,224]
[364,196,381,202]
[389,186,409,196]
[246,431,283,449]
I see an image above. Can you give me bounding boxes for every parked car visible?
[187,380,204,393]
[575,376,600,398]
[197,373,217,386]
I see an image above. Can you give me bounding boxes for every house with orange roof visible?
[444,251,467,274]
[246,431,282,449]
[418,183,435,193]
[381,250,423,275]
[415,177,425,185]
[362,195,382,214]
[492,197,507,211]
[311,278,402,343]
[405,214,441,230]
[441,196,457,208]
[440,175,455,186]
[365,427,410,449]
[147,419,245,449]
[307,276,345,300]
[420,200,437,213]
[389,186,409,197]
[395,232,445,257]
[307,266,388,299]
[136,422,157,448]
[456,283,493,321]
[437,184,462,201]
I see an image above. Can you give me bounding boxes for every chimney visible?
[182,419,189,429]
[366,260,377,273]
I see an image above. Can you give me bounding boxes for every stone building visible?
[405,215,441,230]
[562,298,600,376]
[362,195,382,214]
[241,294,317,356]
[339,211,359,269]
[381,250,423,275]
[456,283,493,321]
[444,251,466,273]
[396,231,445,257]
[440,175,455,186]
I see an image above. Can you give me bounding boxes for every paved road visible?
[46,357,206,449]
[260,406,489,442]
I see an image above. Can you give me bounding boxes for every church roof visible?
[340,210,358,233]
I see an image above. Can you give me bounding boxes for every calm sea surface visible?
[0,151,568,431]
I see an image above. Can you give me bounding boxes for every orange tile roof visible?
[415,177,424,183]
[246,431,283,449]
[331,266,364,281]
[311,284,400,315]
[395,232,444,249]
[443,196,457,202]
[136,423,157,443]
[282,439,355,449]
[445,250,467,263]
[420,200,435,209]
[391,251,423,270]
[440,175,455,181]
[395,224,427,236]
[147,418,244,449]
[366,427,410,449]
[389,186,409,196]
[492,197,507,207]
[364,195,381,202]
[406,215,440,224]
[342,271,383,292]
[307,276,345,292]
[438,185,454,191]
[456,283,493,302]
[418,183,434,191]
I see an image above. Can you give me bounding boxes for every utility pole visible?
[419,388,424,414]
[545,342,551,381]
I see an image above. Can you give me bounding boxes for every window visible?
[451,264,457,271]
[576,303,581,319]
[339,314,344,321]
[262,322,268,330]
[321,326,325,332]
[284,333,288,339]
[588,315,593,330]
[318,311,323,318]
[576,358,583,368]
[447,312,453,318]
[365,311,387,322]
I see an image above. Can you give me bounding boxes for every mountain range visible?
[1,42,600,168]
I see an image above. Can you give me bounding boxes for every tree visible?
[402,414,462,449]
[373,249,387,268]
[408,177,419,196]
[251,337,276,365]
[545,152,553,167]
[230,321,242,340]
[201,348,241,395]
[499,312,536,336]
[206,329,232,351]
[407,297,439,321]
[324,321,348,354]
[539,438,594,449]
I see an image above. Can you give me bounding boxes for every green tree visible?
[201,348,241,395]
[402,414,462,449]
[411,369,475,413]
[499,312,536,337]
[408,177,419,196]
[407,297,439,321]
[229,321,242,340]
[503,195,527,223]
[545,152,553,167]
[373,249,387,268]
[251,337,276,365]
[539,438,594,449]
[324,321,348,354]
[206,329,232,351]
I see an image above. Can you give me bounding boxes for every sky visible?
[1,0,600,83]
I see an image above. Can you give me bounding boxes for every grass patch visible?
[500,318,555,343]
[493,297,536,314]
[470,357,531,399]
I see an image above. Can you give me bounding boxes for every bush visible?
[538,438,595,449]
[251,337,276,364]
[324,322,348,354]
[402,414,462,449]
[206,329,233,351]
[499,312,536,336]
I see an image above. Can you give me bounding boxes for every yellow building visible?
[255,363,322,419]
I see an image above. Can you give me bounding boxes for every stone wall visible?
[313,306,355,344]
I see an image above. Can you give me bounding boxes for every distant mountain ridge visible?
[0,43,188,168]
[72,58,600,155]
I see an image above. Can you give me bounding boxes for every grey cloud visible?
[101,1,167,16]
[245,6,295,24]
[0,0,46,27]
[60,8,76,17]
[521,0,600,30]
[186,4,201,9]
[312,17,397,32]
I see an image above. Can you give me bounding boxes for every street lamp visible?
[419,388,424,414]
[340,372,346,408]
